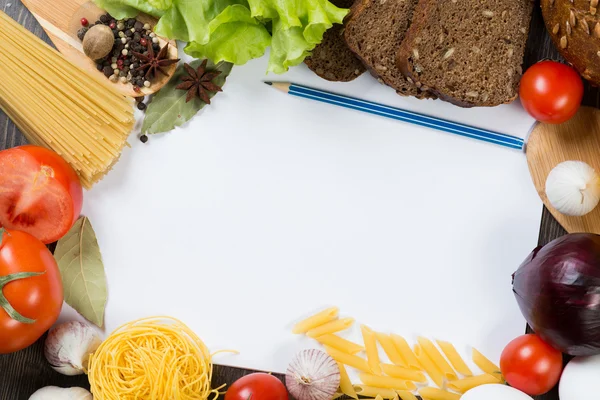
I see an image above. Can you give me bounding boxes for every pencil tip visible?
[264,81,273,86]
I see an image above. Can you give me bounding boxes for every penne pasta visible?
[315,334,364,355]
[414,344,445,388]
[306,318,355,338]
[472,348,503,381]
[324,346,370,373]
[353,385,399,399]
[361,325,382,375]
[359,373,416,391]
[292,307,340,334]
[380,363,427,383]
[292,307,339,334]
[417,337,457,381]
[447,373,502,393]
[418,387,461,400]
[376,333,407,366]
[338,362,358,399]
[391,335,421,370]
[396,390,418,400]
[436,340,473,377]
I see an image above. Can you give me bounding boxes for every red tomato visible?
[500,333,563,395]
[0,229,63,353]
[519,61,583,124]
[0,145,83,243]
[225,373,288,400]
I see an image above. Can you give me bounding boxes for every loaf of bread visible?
[305,0,366,82]
[541,0,600,85]
[344,0,430,98]
[397,0,533,107]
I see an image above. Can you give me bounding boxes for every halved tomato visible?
[0,146,83,243]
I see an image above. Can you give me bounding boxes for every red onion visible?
[513,233,600,356]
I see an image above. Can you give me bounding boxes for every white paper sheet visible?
[59,53,542,376]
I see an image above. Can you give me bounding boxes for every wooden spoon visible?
[19,0,177,97]
[526,106,600,233]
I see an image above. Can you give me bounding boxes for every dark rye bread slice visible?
[344,0,430,98]
[397,0,533,107]
[305,0,366,82]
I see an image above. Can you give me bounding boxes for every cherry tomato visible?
[225,373,288,400]
[500,333,563,395]
[519,61,583,124]
[0,229,63,353]
[0,145,83,243]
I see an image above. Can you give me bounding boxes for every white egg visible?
[559,354,600,400]
[462,384,533,400]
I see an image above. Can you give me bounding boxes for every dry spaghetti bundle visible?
[0,11,134,188]
[88,317,215,400]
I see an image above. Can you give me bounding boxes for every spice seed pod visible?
[83,25,114,60]
[286,349,341,400]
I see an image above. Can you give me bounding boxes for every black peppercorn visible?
[100,14,110,23]
[137,102,147,111]
[126,18,136,28]
[135,96,145,103]
[95,20,102,25]
[133,32,141,42]
[134,21,144,31]
[102,66,113,77]
[124,60,131,66]
[77,27,89,41]
[125,30,134,38]
[97,64,104,72]
[113,30,120,39]
[153,43,160,52]
[140,135,148,143]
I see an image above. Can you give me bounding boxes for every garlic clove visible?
[286,349,341,400]
[44,321,102,376]
[545,161,600,217]
[29,386,92,400]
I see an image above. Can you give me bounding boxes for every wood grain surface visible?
[17,0,178,96]
[527,106,600,234]
[0,0,578,398]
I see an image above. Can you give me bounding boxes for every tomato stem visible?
[0,271,45,324]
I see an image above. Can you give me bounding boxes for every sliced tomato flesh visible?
[0,150,74,243]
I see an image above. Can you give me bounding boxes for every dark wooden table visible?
[0,0,585,398]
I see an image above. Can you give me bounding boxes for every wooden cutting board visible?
[526,106,600,233]
[19,0,177,97]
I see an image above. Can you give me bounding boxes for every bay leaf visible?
[54,217,107,327]
[142,59,233,135]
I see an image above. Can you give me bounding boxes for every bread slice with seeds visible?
[305,0,366,82]
[344,0,431,98]
[397,0,533,107]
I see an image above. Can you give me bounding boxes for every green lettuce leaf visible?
[247,0,348,73]
[183,5,271,65]
[94,0,349,73]
[93,0,166,19]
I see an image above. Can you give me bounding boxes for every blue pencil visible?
[266,82,524,151]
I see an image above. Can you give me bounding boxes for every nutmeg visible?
[82,25,114,60]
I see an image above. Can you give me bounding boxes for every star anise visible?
[132,42,179,80]
[176,60,223,104]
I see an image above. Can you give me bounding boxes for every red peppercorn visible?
[80,18,89,26]
[109,22,116,29]
[140,38,147,46]
[117,59,124,65]
[133,86,141,93]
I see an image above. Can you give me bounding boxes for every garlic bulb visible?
[29,386,92,400]
[545,161,600,217]
[286,349,341,400]
[44,321,102,376]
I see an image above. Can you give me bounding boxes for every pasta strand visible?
[0,11,134,188]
